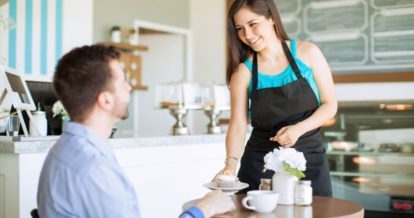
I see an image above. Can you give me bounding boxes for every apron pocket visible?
[304,153,324,170]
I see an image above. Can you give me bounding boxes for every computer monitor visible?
[26,80,62,135]
[0,65,36,111]
[26,80,58,108]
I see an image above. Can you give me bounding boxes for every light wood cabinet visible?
[101,42,148,90]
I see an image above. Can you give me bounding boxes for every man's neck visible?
[81,115,114,140]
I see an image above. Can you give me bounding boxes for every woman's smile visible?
[248,37,262,48]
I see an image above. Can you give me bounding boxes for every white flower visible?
[263,147,307,179]
[52,101,69,120]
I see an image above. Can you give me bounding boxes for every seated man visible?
[37,45,235,218]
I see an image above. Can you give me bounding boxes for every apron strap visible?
[282,41,303,80]
[252,41,303,92]
[252,52,258,92]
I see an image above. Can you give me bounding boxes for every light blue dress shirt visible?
[37,122,140,218]
[179,206,204,218]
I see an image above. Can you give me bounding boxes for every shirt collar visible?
[63,121,116,162]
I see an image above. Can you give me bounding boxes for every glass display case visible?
[155,81,204,109]
[202,83,230,109]
[321,101,414,217]
[154,82,230,135]
[202,84,230,134]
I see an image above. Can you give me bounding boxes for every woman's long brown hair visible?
[226,0,290,85]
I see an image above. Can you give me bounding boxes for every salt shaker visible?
[259,178,272,191]
[30,109,47,137]
[295,180,313,205]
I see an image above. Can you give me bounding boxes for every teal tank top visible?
[244,39,321,105]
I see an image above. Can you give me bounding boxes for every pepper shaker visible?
[295,180,313,205]
[259,178,272,191]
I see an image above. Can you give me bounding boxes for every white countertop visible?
[0,134,226,154]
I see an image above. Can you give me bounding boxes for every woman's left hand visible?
[269,124,304,147]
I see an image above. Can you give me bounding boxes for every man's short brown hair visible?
[53,44,120,121]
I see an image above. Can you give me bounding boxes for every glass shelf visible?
[322,101,414,216]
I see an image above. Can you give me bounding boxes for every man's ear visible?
[96,91,114,111]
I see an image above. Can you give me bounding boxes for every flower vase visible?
[272,171,298,205]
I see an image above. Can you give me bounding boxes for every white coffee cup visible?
[242,190,279,213]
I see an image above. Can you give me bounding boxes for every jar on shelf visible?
[111,26,121,43]
[128,28,139,45]
[295,180,313,205]
[259,178,272,191]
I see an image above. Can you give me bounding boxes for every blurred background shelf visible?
[101,41,148,52]
[322,101,414,216]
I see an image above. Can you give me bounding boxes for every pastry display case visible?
[155,81,204,109]
[155,82,230,135]
[154,81,203,135]
[202,84,230,134]
[321,101,414,217]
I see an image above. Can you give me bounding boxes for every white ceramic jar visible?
[111,28,121,43]
[0,112,8,133]
[295,180,313,205]
[30,111,47,136]
[273,171,298,205]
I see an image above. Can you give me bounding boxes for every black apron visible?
[237,41,332,196]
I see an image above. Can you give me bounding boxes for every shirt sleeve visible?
[179,206,205,218]
[79,163,141,218]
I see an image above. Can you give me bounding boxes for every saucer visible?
[203,181,249,193]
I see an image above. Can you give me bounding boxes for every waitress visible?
[215,0,337,196]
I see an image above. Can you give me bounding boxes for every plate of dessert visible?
[204,173,249,193]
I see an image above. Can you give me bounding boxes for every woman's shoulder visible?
[295,40,324,66]
[296,40,321,56]
[231,62,251,84]
[236,62,251,76]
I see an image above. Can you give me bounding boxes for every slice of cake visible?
[216,170,238,188]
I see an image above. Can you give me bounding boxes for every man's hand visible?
[195,190,235,218]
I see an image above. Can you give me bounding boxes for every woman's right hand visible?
[212,167,237,182]
[212,158,238,181]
